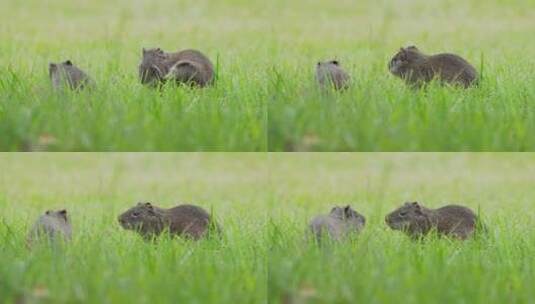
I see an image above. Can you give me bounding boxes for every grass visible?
[2,153,535,303]
[0,0,269,151]
[2,0,535,151]
[268,153,535,303]
[267,0,535,151]
[0,153,267,303]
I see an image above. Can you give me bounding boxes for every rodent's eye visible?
[399,211,407,217]
[132,212,140,217]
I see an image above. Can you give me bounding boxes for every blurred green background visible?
[1,0,534,150]
[269,153,535,303]
[2,153,535,303]
[0,153,267,303]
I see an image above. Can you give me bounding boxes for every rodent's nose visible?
[385,216,391,224]
[118,216,124,225]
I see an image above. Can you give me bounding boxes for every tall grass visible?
[0,0,270,151]
[266,0,535,151]
[1,220,266,303]
[269,214,535,304]
[0,154,267,303]
[2,148,535,303]
[268,153,535,303]
[2,0,534,150]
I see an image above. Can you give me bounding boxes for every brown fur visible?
[118,202,220,240]
[388,46,478,88]
[385,202,477,240]
[139,48,214,87]
[49,60,94,90]
[308,205,366,242]
[316,60,350,90]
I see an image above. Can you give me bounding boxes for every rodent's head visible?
[385,202,428,231]
[139,48,166,85]
[388,46,424,76]
[118,202,163,233]
[49,60,73,76]
[330,205,366,227]
[317,60,341,70]
[43,209,70,224]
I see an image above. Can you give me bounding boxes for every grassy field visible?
[267,0,535,151]
[2,153,535,303]
[268,153,535,303]
[0,0,269,151]
[2,0,534,151]
[0,154,267,303]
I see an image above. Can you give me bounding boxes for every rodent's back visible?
[426,54,478,87]
[431,205,476,224]
[173,50,213,69]
[166,49,214,86]
[164,204,217,239]
[430,205,476,239]
[309,215,345,241]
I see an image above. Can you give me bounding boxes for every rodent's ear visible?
[64,60,72,66]
[45,210,51,215]
[317,62,321,66]
[411,202,422,212]
[58,209,68,219]
[144,203,155,214]
[407,45,418,50]
[343,205,352,217]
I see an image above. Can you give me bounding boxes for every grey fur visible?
[27,209,72,246]
[308,205,366,242]
[49,60,94,90]
[316,60,350,90]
